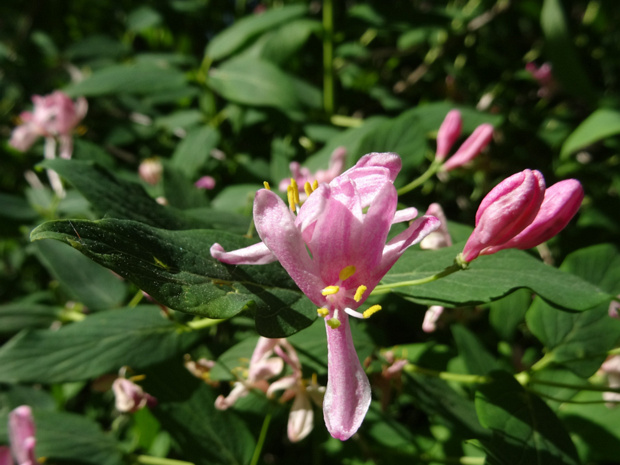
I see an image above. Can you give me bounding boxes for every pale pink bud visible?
[422,305,444,333]
[287,391,314,443]
[138,158,163,185]
[462,169,545,262]
[8,406,37,465]
[609,299,620,319]
[442,124,494,171]
[420,203,452,250]
[112,378,157,413]
[436,110,462,161]
[484,179,583,254]
[601,356,620,407]
[195,175,216,190]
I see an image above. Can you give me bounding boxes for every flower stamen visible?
[263,181,271,190]
[339,265,356,281]
[327,309,341,329]
[354,285,367,302]
[317,307,329,318]
[322,285,340,296]
[304,181,313,197]
[362,305,382,319]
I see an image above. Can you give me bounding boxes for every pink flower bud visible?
[462,169,546,262]
[139,158,163,185]
[9,406,37,465]
[436,110,462,161]
[420,203,452,250]
[195,175,216,190]
[442,124,494,171]
[484,179,583,254]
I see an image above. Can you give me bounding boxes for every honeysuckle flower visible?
[420,203,452,250]
[525,62,558,98]
[600,356,620,407]
[8,406,37,465]
[195,175,216,190]
[422,305,445,333]
[138,158,163,185]
[0,446,12,465]
[211,152,440,440]
[434,110,494,171]
[461,171,583,262]
[112,378,157,413]
[278,146,347,194]
[609,298,620,319]
[9,91,87,159]
[215,337,285,410]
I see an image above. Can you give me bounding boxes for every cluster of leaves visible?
[1,1,620,464]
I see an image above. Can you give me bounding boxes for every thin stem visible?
[419,456,485,465]
[322,0,334,115]
[250,410,273,465]
[397,160,442,196]
[330,114,363,127]
[371,261,464,295]
[529,352,555,372]
[135,455,195,465]
[186,317,226,330]
[404,363,491,385]
[128,290,144,308]
[527,378,620,394]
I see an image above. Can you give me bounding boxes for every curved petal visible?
[288,392,314,442]
[442,124,493,171]
[253,189,324,305]
[214,382,249,410]
[323,314,371,441]
[391,207,418,224]
[9,406,36,465]
[436,110,463,161]
[210,242,277,265]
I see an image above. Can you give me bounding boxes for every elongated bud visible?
[484,179,583,253]
[9,405,37,465]
[436,110,462,161]
[462,169,545,262]
[442,124,494,171]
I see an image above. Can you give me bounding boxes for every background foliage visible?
[1,0,620,464]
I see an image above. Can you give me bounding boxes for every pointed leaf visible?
[561,108,620,159]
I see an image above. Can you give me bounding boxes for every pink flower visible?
[278,147,347,194]
[420,203,452,250]
[211,152,440,440]
[195,175,216,190]
[462,171,583,262]
[600,356,620,407]
[8,406,37,465]
[138,158,163,185]
[434,110,494,171]
[215,337,285,410]
[9,91,87,159]
[525,62,557,98]
[422,305,445,333]
[112,378,157,413]
[0,446,12,465]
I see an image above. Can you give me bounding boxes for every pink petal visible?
[392,207,418,224]
[9,406,36,465]
[195,176,216,190]
[9,125,39,152]
[442,124,494,171]
[436,110,463,161]
[288,392,314,442]
[420,203,452,250]
[463,170,545,262]
[215,382,249,410]
[0,446,13,465]
[487,179,583,253]
[340,152,401,207]
[323,313,371,440]
[253,189,324,305]
[210,242,277,265]
[266,375,298,398]
[422,305,444,333]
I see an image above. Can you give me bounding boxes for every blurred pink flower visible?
[278,146,347,195]
[112,378,157,413]
[138,158,163,185]
[434,110,494,171]
[526,62,558,98]
[420,203,452,251]
[0,446,12,465]
[212,153,440,440]
[10,91,87,159]
[600,355,620,407]
[422,305,445,333]
[8,405,37,465]
[462,171,583,262]
[195,175,216,190]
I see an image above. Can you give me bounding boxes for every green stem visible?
[527,378,620,394]
[371,261,464,295]
[397,160,442,196]
[322,0,334,115]
[330,114,363,127]
[529,352,555,372]
[135,455,195,465]
[250,410,273,465]
[419,456,485,465]
[404,363,491,385]
[128,290,144,308]
[186,317,226,331]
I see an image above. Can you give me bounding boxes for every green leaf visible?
[526,244,620,377]
[35,410,123,465]
[541,0,596,102]
[488,288,531,341]
[381,244,609,311]
[142,359,255,465]
[162,162,209,210]
[171,125,221,177]
[208,56,320,112]
[0,193,38,221]
[561,108,620,158]
[30,219,316,337]
[64,63,187,97]
[475,373,580,465]
[40,158,247,232]
[0,302,60,335]
[451,325,501,375]
[257,19,321,65]
[33,239,126,311]
[205,4,308,61]
[0,306,200,383]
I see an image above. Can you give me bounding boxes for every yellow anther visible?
[312,180,319,190]
[339,265,356,281]
[290,178,300,206]
[304,181,313,197]
[317,307,329,318]
[327,317,341,329]
[263,181,271,190]
[354,285,367,302]
[362,305,382,319]
[287,185,296,213]
[321,285,340,296]
[129,374,146,382]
